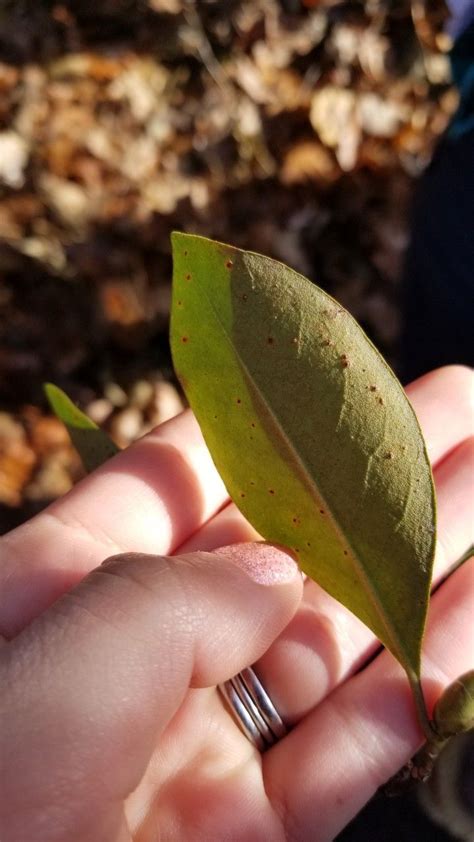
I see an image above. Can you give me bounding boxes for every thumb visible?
[1,544,302,841]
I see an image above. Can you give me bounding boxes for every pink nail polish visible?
[216,543,300,585]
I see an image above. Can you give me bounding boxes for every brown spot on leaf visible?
[240,492,246,498]
[292,517,301,525]
[384,452,393,460]
[236,398,241,404]
[251,422,256,428]
[242,294,248,302]
[177,300,182,307]
[267,337,274,345]
[322,339,332,347]
[343,550,348,556]
[268,489,275,495]
[181,336,189,343]
[226,260,233,269]
[184,250,188,256]
[378,397,384,405]
[250,481,255,486]
[291,337,298,345]
[369,385,377,392]
[319,508,325,515]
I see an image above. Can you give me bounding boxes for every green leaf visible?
[44,383,119,472]
[170,232,436,681]
[433,671,474,738]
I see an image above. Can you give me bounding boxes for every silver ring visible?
[218,666,288,751]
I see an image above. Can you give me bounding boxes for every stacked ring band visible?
[218,666,288,751]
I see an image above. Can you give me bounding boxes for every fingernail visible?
[216,542,300,585]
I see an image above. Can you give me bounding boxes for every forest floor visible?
[0,0,455,528]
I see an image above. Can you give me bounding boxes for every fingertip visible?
[216,542,303,587]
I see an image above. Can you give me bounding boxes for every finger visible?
[0,544,302,842]
[0,410,228,637]
[176,502,261,553]
[433,435,474,579]
[264,558,474,842]
[405,365,473,467]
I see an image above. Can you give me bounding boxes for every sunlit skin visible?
[0,366,472,842]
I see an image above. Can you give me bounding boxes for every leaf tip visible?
[44,382,71,417]
[44,381,59,402]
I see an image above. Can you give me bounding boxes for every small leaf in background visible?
[433,671,474,739]
[44,383,120,473]
[170,232,436,687]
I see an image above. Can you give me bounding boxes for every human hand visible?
[0,366,472,842]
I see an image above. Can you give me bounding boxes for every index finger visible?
[0,410,227,636]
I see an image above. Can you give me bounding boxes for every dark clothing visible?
[401,23,474,383]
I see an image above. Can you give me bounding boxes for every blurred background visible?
[0,2,472,838]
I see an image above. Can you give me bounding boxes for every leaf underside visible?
[170,232,436,678]
[44,383,119,473]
